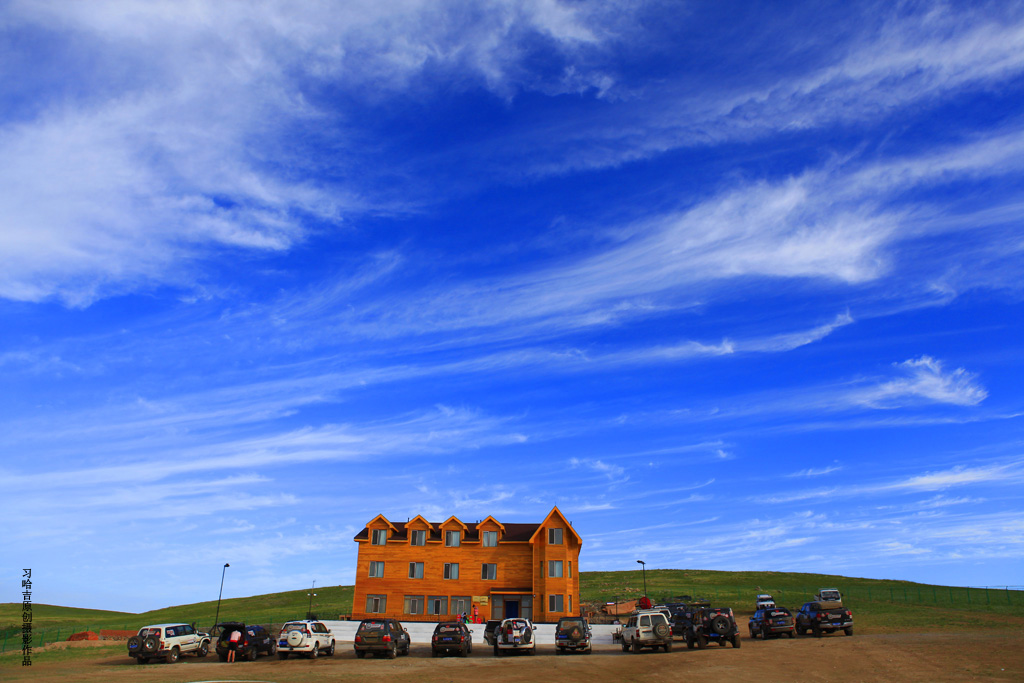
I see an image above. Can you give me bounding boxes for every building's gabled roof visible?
[407,514,433,530]
[440,515,469,530]
[528,505,582,545]
[353,507,572,544]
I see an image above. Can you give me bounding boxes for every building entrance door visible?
[505,600,519,618]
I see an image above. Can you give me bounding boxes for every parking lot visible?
[4,630,1022,683]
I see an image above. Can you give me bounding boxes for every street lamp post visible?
[636,560,648,603]
[307,580,317,619]
[214,563,230,631]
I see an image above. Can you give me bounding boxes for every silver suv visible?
[621,609,673,653]
[277,620,336,659]
[127,623,210,664]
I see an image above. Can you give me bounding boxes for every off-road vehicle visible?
[431,621,473,657]
[127,623,210,664]
[680,606,741,649]
[353,618,411,658]
[796,602,853,637]
[621,609,673,653]
[482,619,502,646]
[748,607,795,639]
[494,618,536,655]
[755,593,776,610]
[277,619,336,659]
[555,616,592,654]
[214,622,276,661]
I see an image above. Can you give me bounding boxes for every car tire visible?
[796,626,806,636]
[166,646,180,664]
[631,638,641,653]
[494,644,500,657]
[761,625,770,640]
[788,631,795,639]
[387,646,396,659]
[218,653,228,662]
[686,633,695,650]
[248,646,259,662]
[269,641,277,656]
[732,635,741,648]
[697,634,708,650]
[326,640,335,656]
[355,650,366,658]
[664,641,672,652]
[622,639,630,652]
[279,652,289,660]
[197,641,209,657]
[844,627,854,636]
[309,642,319,659]
[135,657,148,665]
[812,626,822,638]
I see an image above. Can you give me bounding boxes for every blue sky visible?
[2,0,1023,613]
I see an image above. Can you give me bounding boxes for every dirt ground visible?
[6,631,1023,682]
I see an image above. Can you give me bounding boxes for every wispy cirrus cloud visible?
[850,356,988,408]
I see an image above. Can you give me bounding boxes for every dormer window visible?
[410,529,426,546]
[482,530,498,547]
[445,530,461,547]
[371,529,387,545]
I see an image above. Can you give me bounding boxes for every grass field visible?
[2,569,1021,655]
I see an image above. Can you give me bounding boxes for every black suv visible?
[748,607,795,639]
[482,619,502,646]
[796,602,854,637]
[353,618,411,658]
[431,621,473,657]
[214,622,276,661]
[679,606,741,649]
[555,616,592,654]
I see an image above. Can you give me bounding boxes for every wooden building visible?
[351,506,581,623]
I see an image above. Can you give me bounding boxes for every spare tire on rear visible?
[710,615,731,635]
[142,634,160,654]
[653,622,670,638]
[127,635,141,653]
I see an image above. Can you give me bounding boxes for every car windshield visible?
[559,619,585,629]
[283,622,306,630]
[358,621,386,631]
[435,623,461,633]
[766,609,791,617]
[138,628,160,637]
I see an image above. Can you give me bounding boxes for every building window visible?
[521,595,533,621]
[549,594,564,612]
[368,561,384,578]
[568,561,572,578]
[548,560,563,578]
[481,563,497,580]
[427,596,448,615]
[569,595,572,613]
[404,595,424,615]
[366,595,387,613]
[445,530,461,547]
[408,562,424,579]
[482,530,498,547]
[548,528,563,544]
[410,529,426,546]
[444,563,459,580]
[452,596,472,615]
[371,529,387,545]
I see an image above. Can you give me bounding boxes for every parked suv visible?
[353,618,410,658]
[277,619,336,659]
[755,593,776,610]
[431,621,473,657]
[127,623,210,664]
[555,616,592,654]
[796,602,854,637]
[748,607,795,639]
[621,609,673,653]
[681,606,741,649]
[494,618,536,655]
[214,622,276,661]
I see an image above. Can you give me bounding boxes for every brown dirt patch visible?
[4,631,1022,682]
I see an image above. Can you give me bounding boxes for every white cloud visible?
[852,356,988,408]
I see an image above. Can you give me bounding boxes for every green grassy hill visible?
[2,570,1021,654]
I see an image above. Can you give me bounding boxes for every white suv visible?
[277,620,336,659]
[127,623,210,664]
[494,618,536,655]
[621,609,673,653]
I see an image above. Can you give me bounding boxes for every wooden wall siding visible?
[352,507,581,622]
